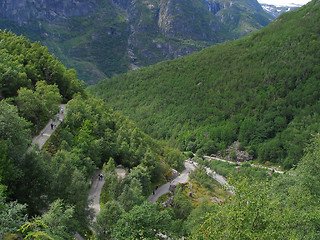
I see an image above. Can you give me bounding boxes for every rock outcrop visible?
[0,0,273,84]
[0,0,97,25]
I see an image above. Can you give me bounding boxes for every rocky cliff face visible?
[157,0,225,41]
[0,0,97,25]
[0,0,273,84]
[202,0,223,15]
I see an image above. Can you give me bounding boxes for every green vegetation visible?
[0,30,185,239]
[0,30,84,100]
[190,134,320,239]
[0,0,272,84]
[195,157,273,181]
[1,1,320,239]
[91,0,320,169]
[189,168,230,203]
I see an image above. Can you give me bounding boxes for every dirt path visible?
[203,155,284,174]
[193,162,234,194]
[88,168,126,223]
[25,104,87,240]
[88,170,105,223]
[147,159,234,203]
[147,160,196,203]
[29,104,66,150]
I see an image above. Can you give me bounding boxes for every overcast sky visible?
[257,0,311,6]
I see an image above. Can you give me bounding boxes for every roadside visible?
[147,159,233,203]
[203,155,284,174]
[88,170,105,224]
[147,161,196,203]
[28,104,66,151]
[88,167,127,222]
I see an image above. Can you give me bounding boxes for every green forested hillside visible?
[1,19,320,240]
[0,31,183,239]
[0,30,84,100]
[90,0,320,169]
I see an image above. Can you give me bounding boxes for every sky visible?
[257,0,312,6]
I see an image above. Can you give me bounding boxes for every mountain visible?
[260,3,300,18]
[0,0,272,84]
[90,0,320,169]
[0,30,184,237]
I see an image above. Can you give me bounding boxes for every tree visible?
[172,185,194,220]
[190,178,272,240]
[103,157,116,174]
[40,199,75,240]
[112,201,174,240]
[11,150,50,215]
[0,188,28,238]
[16,87,44,131]
[34,81,62,117]
[141,148,162,181]
[184,198,216,235]
[127,165,151,196]
[93,201,123,240]
[163,147,184,171]
[118,179,144,212]
[0,140,13,189]
[16,81,62,132]
[0,101,30,195]
[0,49,31,98]
[18,219,54,240]
[49,151,91,229]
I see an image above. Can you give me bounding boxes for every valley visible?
[0,0,272,84]
[1,0,320,239]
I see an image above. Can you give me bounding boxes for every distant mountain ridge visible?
[0,0,272,84]
[90,0,320,169]
[260,3,300,18]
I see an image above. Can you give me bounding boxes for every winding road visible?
[88,170,105,223]
[147,159,232,202]
[29,104,66,150]
[203,155,284,174]
[147,161,196,203]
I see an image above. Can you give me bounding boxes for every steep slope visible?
[0,0,272,84]
[0,31,184,236]
[90,0,320,169]
[261,4,300,18]
[0,30,83,100]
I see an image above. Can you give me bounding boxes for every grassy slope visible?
[90,0,320,168]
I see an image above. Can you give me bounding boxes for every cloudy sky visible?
[257,0,311,6]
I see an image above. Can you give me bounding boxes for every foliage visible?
[190,134,320,239]
[202,159,271,181]
[0,30,84,100]
[184,199,217,235]
[16,81,62,133]
[0,188,28,239]
[172,185,194,220]
[163,147,185,171]
[0,30,187,239]
[189,168,229,201]
[18,219,54,240]
[90,0,320,169]
[93,201,123,240]
[111,201,174,240]
[40,200,75,240]
[190,178,273,239]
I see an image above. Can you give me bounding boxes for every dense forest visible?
[90,0,320,169]
[0,30,185,238]
[1,1,320,239]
